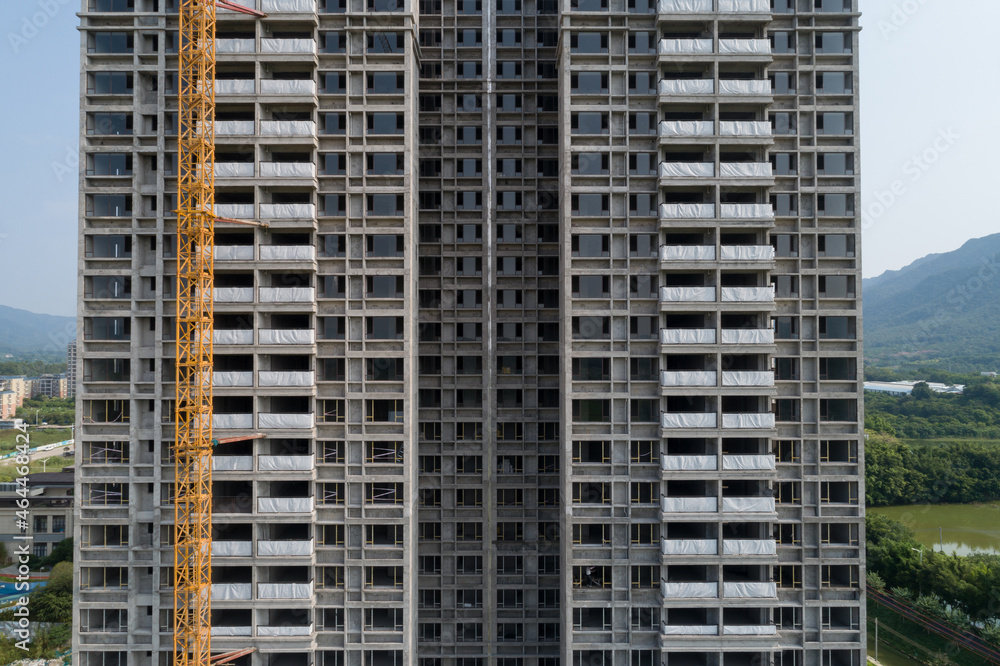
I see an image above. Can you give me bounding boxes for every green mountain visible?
[0,305,76,358]
[863,233,1000,371]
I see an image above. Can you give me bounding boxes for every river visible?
[869,502,1000,556]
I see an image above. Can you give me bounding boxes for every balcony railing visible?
[721,371,774,387]
[722,454,775,470]
[262,0,315,11]
[257,624,313,637]
[661,539,717,555]
[660,371,716,387]
[722,497,776,513]
[661,455,717,471]
[660,120,713,137]
[722,413,776,429]
[260,79,316,95]
[719,121,771,137]
[216,38,255,53]
[657,0,712,11]
[662,624,718,636]
[259,413,314,429]
[216,121,255,136]
[259,329,315,345]
[722,582,777,598]
[661,412,717,429]
[215,79,255,95]
[261,38,316,54]
[657,39,713,54]
[211,583,252,600]
[720,245,775,261]
[661,496,718,513]
[215,203,254,218]
[213,414,254,430]
[719,0,769,11]
[258,497,313,513]
[213,287,254,303]
[661,328,716,345]
[660,245,715,261]
[259,455,314,471]
[660,203,715,219]
[214,163,255,178]
[211,541,252,557]
[720,329,773,345]
[214,329,254,345]
[659,162,714,178]
[260,120,315,136]
[722,539,777,556]
[260,245,316,261]
[719,80,771,95]
[212,456,253,471]
[719,39,770,54]
[659,79,714,95]
[257,540,314,556]
[259,287,316,303]
[260,163,316,178]
[211,626,252,637]
[723,625,777,635]
[720,162,772,178]
[258,582,313,599]
[720,203,774,218]
[259,371,315,387]
[212,372,253,388]
[259,203,315,219]
[661,581,718,599]
[214,245,255,261]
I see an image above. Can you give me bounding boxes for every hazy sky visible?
[0,1,997,316]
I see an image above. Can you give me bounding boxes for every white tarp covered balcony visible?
[257,540,313,556]
[723,582,777,598]
[662,581,718,599]
[211,583,252,600]
[212,456,253,472]
[720,162,772,178]
[259,455,314,472]
[259,329,315,345]
[661,412,718,429]
[657,0,712,11]
[662,496,718,513]
[258,624,313,637]
[661,245,715,261]
[723,413,776,429]
[720,245,775,261]
[258,583,313,599]
[217,39,255,53]
[659,162,715,178]
[723,539,777,556]
[659,79,714,95]
[260,79,316,95]
[661,371,717,387]
[719,0,769,11]
[722,371,774,387]
[662,455,717,471]
[723,454,776,470]
[662,328,716,345]
[262,0,314,10]
[719,80,771,95]
[260,203,315,219]
[216,121,255,136]
[214,329,254,345]
[213,287,254,303]
[721,287,774,303]
[724,625,778,636]
[721,203,774,219]
[658,39,713,54]
[260,162,316,178]
[259,413,314,429]
[260,120,315,136]
[722,497,776,513]
[215,163,255,178]
[663,625,719,636]
[212,372,253,388]
[719,39,771,54]
[719,121,771,136]
[260,245,316,261]
[258,497,313,514]
[660,286,715,302]
[662,539,717,555]
[261,38,316,54]
[660,121,714,137]
[215,203,254,218]
[660,203,715,219]
[213,414,253,430]
[215,245,255,261]
[212,626,252,637]
[259,371,315,387]
[721,329,773,344]
[215,79,255,95]
[212,541,252,557]
[259,287,316,303]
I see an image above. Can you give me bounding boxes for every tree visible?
[911,382,934,400]
[31,561,72,623]
[43,538,72,567]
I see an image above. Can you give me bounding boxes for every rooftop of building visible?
[863,380,965,395]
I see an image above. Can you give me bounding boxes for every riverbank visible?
[868,503,1000,556]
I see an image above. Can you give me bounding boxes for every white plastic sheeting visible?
[215,203,255,218]
[259,413,314,429]
[217,39,255,53]
[719,39,771,54]
[258,625,313,637]
[216,121,255,136]
[211,626,252,637]
[259,455,314,472]
[257,540,313,556]
[214,329,254,345]
[215,163,255,178]
[260,162,316,178]
[259,287,316,303]
[212,372,253,388]
[660,203,715,218]
[260,245,316,261]
[720,162,772,178]
[722,497,776,513]
[660,245,716,261]
[720,245,775,261]
[724,625,778,636]
[663,625,719,636]
[658,39,713,54]
[259,329,315,345]
[215,79,255,95]
[719,121,771,136]
[660,121,714,137]
[722,454,776,470]
[723,413,776,429]
[211,541,252,557]
[660,287,716,302]
[262,0,315,10]
[258,583,313,599]
[662,582,718,599]
[721,329,773,344]
[661,328,717,345]
[723,582,777,598]
[661,455,717,472]
[258,497,313,514]
[661,412,717,429]
[215,245,255,261]
[659,79,714,95]
[260,79,316,95]
[661,539,717,555]
[211,583,252,600]
[661,496,718,513]
[661,371,717,387]
[259,371,315,387]
[213,414,253,430]
[260,120,315,136]
[213,287,254,303]
[722,539,777,556]
[659,162,714,178]
[212,456,253,472]
[722,372,774,388]
[719,0,770,11]
[261,38,316,54]
[719,80,771,95]
[721,203,774,219]
[657,0,713,12]
[260,203,315,218]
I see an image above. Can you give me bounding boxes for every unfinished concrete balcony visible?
[212,455,254,472]
[259,286,316,303]
[720,162,772,178]
[719,120,771,137]
[657,0,712,12]
[259,371,315,387]
[722,539,777,556]
[257,486,314,513]
[720,328,773,345]
[661,327,716,345]
[260,244,316,262]
[214,162,255,179]
[211,583,252,601]
[214,244,255,261]
[260,120,315,136]
[215,203,255,219]
[721,371,774,387]
[212,541,253,557]
[719,39,771,54]
[259,329,315,345]
[261,38,316,55]
[210,609,251,637]
[260,162,316,179]
[660,244,716,262]
[661,412,717,429]
[216,120,255,136]
[659,79,714,96]
[260,78,316,96]
[657,39,713,55]
[722,581,776,598]
[661,496,718,514]
[261,0,316,11]
[660,120,714,137]
[659,162,715,179]
[258,581,313,599]
[213,287,254,303]
[214,329,255,345]
[720,245,775,262]
[257,538,314,557]
[660,286,716,303]
[722,413,775,429]
[662,622,718,636]
[661,454,717,471]
[661,580,718,600]
[215,77,255,95]
[722,496,776,514]
[720,286,774,303]
[661,370,717,387]
[259,203,315,219]
[661,538,717,556]
[719,0,769,10]
[660,203,715,219]
[217,38,255,54]
[720,203,774,219]
[719,80,771,96]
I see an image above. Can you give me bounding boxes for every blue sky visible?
[0,1,998,316]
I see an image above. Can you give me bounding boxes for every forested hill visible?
[0,305,75,356]
[863,233,1000,371]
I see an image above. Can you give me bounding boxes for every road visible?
[0,441,73,468]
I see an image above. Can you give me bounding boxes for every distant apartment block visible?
[68,342,78,398]
[36,374,69,399]
[0,391,16,420]
[0,471,74,559]
[0,376,28,409]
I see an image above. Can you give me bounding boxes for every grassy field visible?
[0,428,71,455]
[868,598,989,666]
[0,455,73,483]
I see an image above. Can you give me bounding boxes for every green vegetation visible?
[0,360,67,377]
[16,396,74,426]
[0,427,71,454]
[869,599,984,666]
[865,377,1000,439]
[0,455,72,483]
[0,557,73,661]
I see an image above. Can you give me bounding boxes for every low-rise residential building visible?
[36,374,68,399]
[0,391,16,420]
[0,376,28,409]
[0,470,74,559]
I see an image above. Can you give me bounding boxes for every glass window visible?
[368,72,404,94]
[818,235,855,257]
[572,235,609,258]
[817,72,851,94]
[571,72,608,94]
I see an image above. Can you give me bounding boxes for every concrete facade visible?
[0,471,74,559]
[75,0,863,665]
